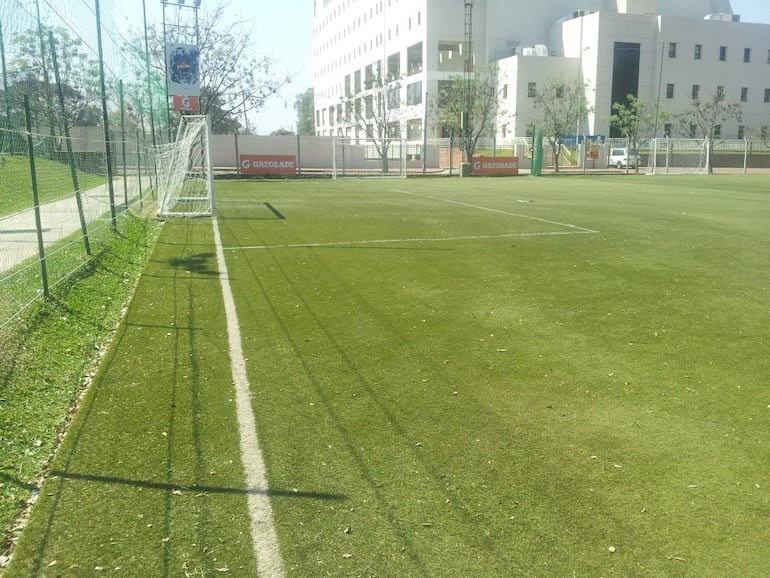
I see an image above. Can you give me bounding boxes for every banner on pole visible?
[167,43,200,97]
[172,95,199,112]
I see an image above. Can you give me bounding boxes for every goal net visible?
[332,138,408,178]
[156,115,214,217]
[646,138,709,175]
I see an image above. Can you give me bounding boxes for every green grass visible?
[0,155,106,216]
[4,175,770,576]
[0,211,159,567]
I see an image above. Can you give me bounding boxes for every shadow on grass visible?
[166,252,218,275]
[0,471,39,492]
[49,470,347,501]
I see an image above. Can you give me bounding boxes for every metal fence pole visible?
[24,95,49,299]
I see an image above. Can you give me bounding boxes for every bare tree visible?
[676,88,742,173]
[341,73,404,173]
[532,78,591,172]
[138,4,291,134]
[432,64,501,164]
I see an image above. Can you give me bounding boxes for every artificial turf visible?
[4,175,769,576]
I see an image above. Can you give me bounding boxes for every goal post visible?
[332,137,408,178]
[646,138,709,175]
[156,114,214,217]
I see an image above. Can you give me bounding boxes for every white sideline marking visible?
[212,217,285,577]
[393,189,599,233]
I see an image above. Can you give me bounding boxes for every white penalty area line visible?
[393,189,599,234]
[212,217,285,578]
[225,229,594,251]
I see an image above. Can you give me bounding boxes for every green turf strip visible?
[5,219,257,576]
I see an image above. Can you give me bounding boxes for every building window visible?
[406,81,422,105]
[502,84,508,99]
[528,82,536,98]
[694,44,702,60]
[767,49,770,64]
[738,125,745,139]
[714,124,721,138]
[719,46,727,61]
[762,126,768,140]
[407,118,422,140]
[744,48,751,63]
[741,87,748,102]
[668,42,677,58]
[765,88,770,103]
[689,123,697,138]
[663,123,672,137]
[387,86,401,109]
[717,85,725,100]
[692,84,700,99]
[501,123,507,138]
[666,83,674,99]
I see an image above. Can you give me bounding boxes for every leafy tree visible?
[138,4,291,134]
[610,94,667,173]
[7,27,101,130]
[271,127,295,136]
[294,87,314,135]
[432,64,502,165]
[532,78,591,172]
[676,88,742,173]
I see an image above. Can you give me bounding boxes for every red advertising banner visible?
[240,155,297,175]
[471,156,519,176]
[172,95,199,112]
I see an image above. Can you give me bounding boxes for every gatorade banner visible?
[172,95,199,112]
[240,155,297,175]
[471,156,519,175]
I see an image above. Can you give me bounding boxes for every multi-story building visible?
[312,0,769,142]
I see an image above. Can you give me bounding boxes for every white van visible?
[609,148,641,169]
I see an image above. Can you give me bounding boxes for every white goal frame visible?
[646,138,709,175]
[332,137,408,178]
[156,114,215,217]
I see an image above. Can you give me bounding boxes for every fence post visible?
[234,132,240,175]
[743,138,748,174]
[95,0,117,229]
[119,80,128,206]
[296,133,302,176]
[24,95,49,299]
[136,129,144,208]
[49,30,91,256]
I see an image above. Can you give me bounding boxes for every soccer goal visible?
[156,115,214,217]
[646,138,709,175]
[332,138,408,178]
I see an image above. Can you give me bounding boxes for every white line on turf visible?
[212,217,285,578]
[226,229,594,250]
[393,189,599,233]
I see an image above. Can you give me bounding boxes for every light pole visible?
[462,0,474,175]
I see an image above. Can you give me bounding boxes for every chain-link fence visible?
[0,0,165,328]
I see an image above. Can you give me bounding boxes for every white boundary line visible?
[212,217,285,577]
[393,189,599,233]
[226,230,594,251]
[224,190,598,251]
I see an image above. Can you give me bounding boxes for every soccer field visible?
[6,175,770,576]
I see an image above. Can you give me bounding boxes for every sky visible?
[130,0,767,135]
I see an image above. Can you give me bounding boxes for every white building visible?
[312,0,769,142]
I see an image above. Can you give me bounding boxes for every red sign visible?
[240,155,297,175]
[471,156,519,176]
[172,95,199,112]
